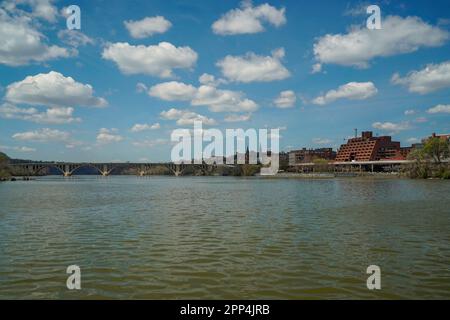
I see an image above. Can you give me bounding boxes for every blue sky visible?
[0,0,449,162]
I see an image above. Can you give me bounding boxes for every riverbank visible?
[260,172,404,179]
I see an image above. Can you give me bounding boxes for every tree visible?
[406,138,450,179]
[0,152,11,179]
[422,137,450,164]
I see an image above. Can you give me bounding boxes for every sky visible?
[0,0,449,162]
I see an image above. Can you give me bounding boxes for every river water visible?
[0,176,449,299]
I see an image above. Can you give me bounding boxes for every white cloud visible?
[148,81,258,113]
[3,0,59,22]
[427,104,450,114]
[5,71,107,108]
[217,48,290,83]
[149,81,197,101]
[96,128,123,144]
[198,73,227,87]
[313,16,449,69]
[404,109,416,115]
[372,122,411,132]
[212,1,286,35]
[312,82,377,105]
[0,8,72,66]
[311,63,323,74]
[102,42,198,78]
[274,90,296,108]
[224,113,252,122]
[0,104,80,124]
[57,30,95,47]
[160,108,217,126]
[391,61,450,94]
[136,82,148,93]
[130,123,160,132]
[124,16,172,38]
[192,85,258,113]
[12,128,71,142]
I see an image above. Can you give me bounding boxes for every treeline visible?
[405,136,450,179]
[0,152,11,180]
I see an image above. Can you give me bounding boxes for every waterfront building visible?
[335,131,409,162]
[288,148,336,165]
[425,133,450,142]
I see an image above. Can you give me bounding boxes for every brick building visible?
[335,131,408,162]
[289,148,336,164]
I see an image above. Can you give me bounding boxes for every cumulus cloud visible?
[96,128,123,144]
[404,109,416,115]
[102,42,198,78]
[3,0,59,22]
[57,30,95,47]
[224,113,252,122]
[124,16,172,38]
[217,48,290,83]
[5,71,107,108]
[427,104,450,114]
[149,81,197,101]
[198,73,227,87]
[130,123,161,132]
[148,81,258,113]
[274,90,296,108]
[160,108,217,126]
[0,8,72,66]
[0,103,80,124]
[192,85,258,113]
[12,128,71,142]
[312,82,378,105]
[212,1,286,35]
[313,16,449,69]
[391,61,450,94]
[372,121,411,132]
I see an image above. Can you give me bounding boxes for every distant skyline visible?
[1,0,450,162]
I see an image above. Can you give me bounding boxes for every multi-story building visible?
[335,131,408,162]
[425,133,450,142]
[289,148,336,164]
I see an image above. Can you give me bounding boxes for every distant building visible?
[425,133,450,143]
[335,131,409,162]
[289,148,336,165]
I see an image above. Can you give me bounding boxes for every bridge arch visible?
[33,164,66,176]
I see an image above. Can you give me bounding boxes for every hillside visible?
[0,151,10,163]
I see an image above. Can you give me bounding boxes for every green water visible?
[0,176,449,299]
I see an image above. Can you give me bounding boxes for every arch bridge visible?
[9,162,215,177]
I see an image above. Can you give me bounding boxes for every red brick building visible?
[336,131,408,162]
[289,148,336,164]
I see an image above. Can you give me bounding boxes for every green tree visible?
[422,137,449,164]
[0,152,11,179]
